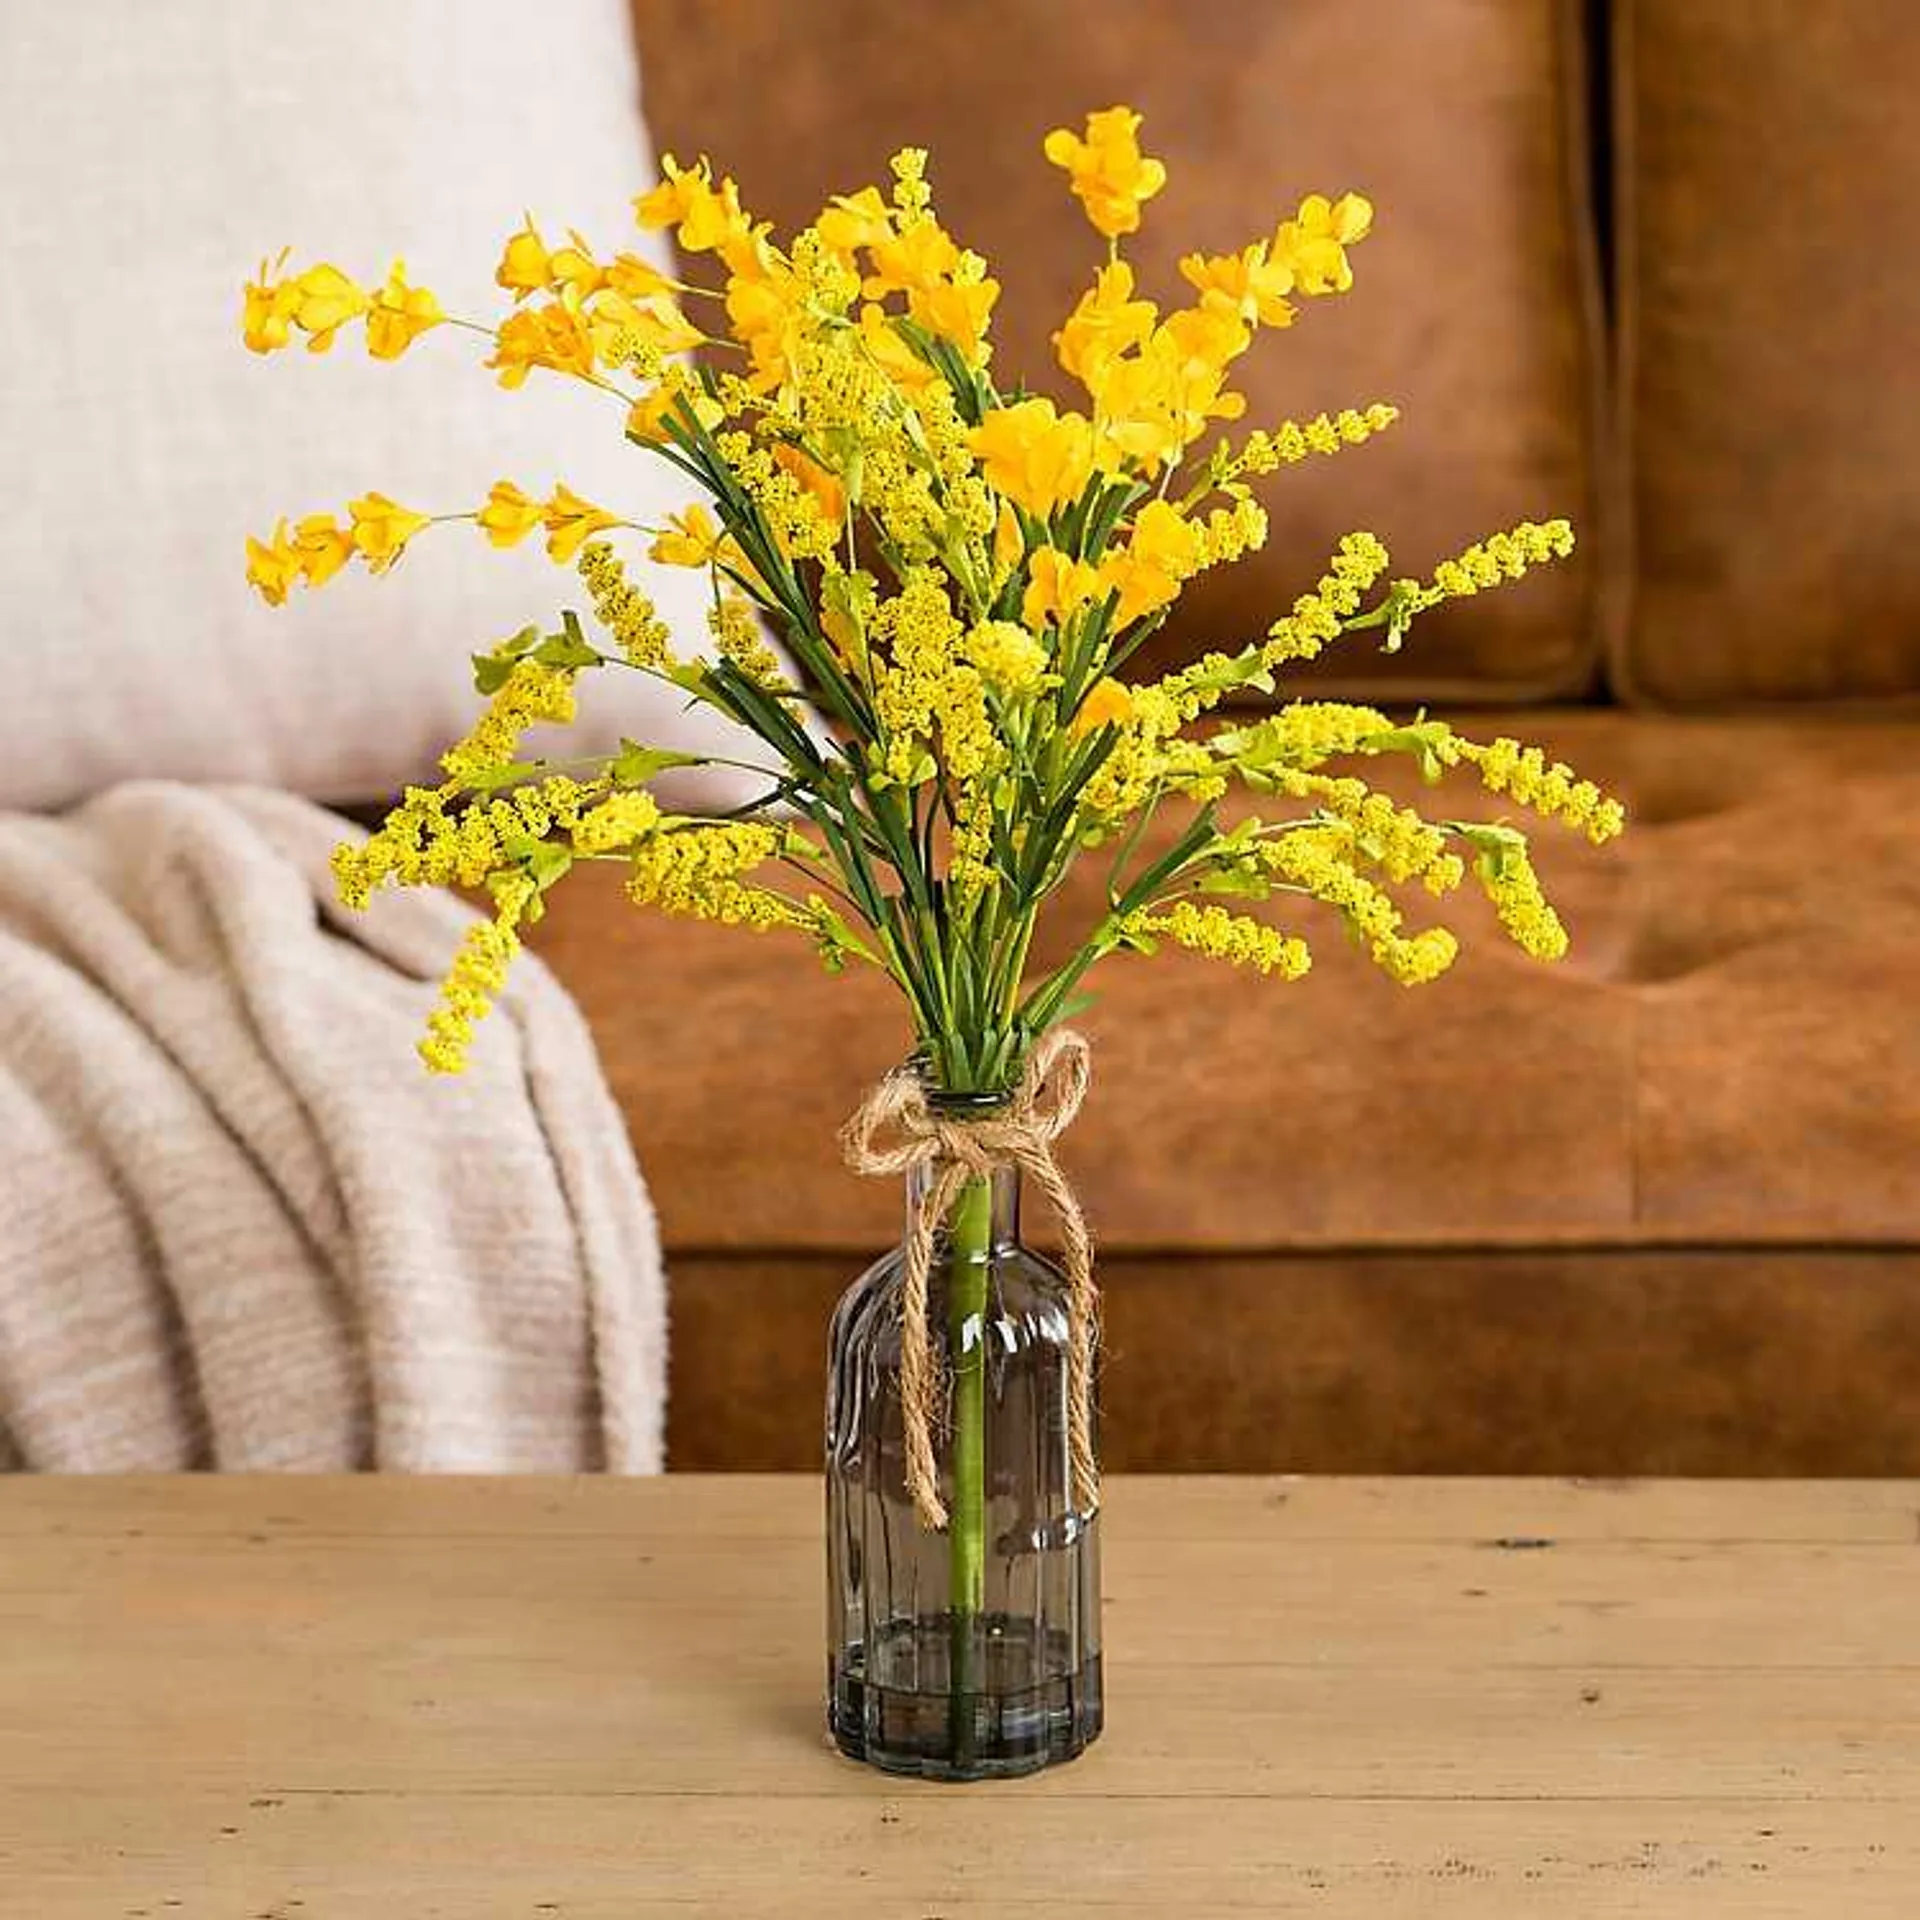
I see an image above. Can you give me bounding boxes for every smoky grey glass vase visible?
[825,1158,1103,1781]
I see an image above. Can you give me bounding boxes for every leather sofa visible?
[532,0,1920,1473]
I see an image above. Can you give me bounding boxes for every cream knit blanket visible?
[0,784,665,1472]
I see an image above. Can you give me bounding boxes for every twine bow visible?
[839,1028,1099,1531]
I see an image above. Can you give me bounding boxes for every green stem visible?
[945,1172,993,1759]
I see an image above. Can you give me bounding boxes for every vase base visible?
[829,1612,1103,1781]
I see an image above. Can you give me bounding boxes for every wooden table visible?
[2,1477,1916,1916]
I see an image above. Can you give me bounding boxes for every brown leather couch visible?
[534,1,1920,1474]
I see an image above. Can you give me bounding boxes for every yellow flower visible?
[348,493,432,572]
[543,484,620,564]
[1054,260,1158,395]
[586,288,703,368]
[244,522,300,604]
[1042,106,1168,239]
[495,216,552,299]
[709,590,787,689]
[1271,192,1374,296]
[857,303,937,392]
[625,822,789,922]
[1178,242,1296,329]
[1124,902,1310,979]
[546,231,607,302]
[1457,734,1626,845]
[442,659,579,784]
[869,568,993,781]
[1471,839,1569,961]
[649,502,738,570]
[1424,519,1577,602]
[418,907,524,1075]
[1072,676,1134,735]
[488,303,597,388]
[1021,546,1100,629]
[364,259,443,360]
[477,480,546,549]
[626,366,721,444]
[572,790,662,855]
[814,186,893,267]
[1097,500,1205,623]
[634,155,756,262]
[241,256,301,354]
[908,271,1000,362]
[962,620,1048,694]
[291,512,354,587]
[862,218,959,299]
[992,499,1024,572]
[1090,305,1250,472]
[578,541,674,669]
[773,443,847,527]
[967,398,1095,518]
[726,257,810,392]
[605,252,672,301]
[290,264,371,353]
[1236,405,1399,473]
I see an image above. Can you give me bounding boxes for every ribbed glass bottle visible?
[825,1158,1103,1781]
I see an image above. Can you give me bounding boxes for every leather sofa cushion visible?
[1615,1,1920,705]
[532,712,1920,1258]
[665,1247,1920,1475]
[628,0,1603,705]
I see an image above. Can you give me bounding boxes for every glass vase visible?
[825,1155,1103,1781]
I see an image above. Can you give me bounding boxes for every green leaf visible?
[471,624,542,694]
[464,759,540,793]
[525,841,574,890]
[533,625,603,671]
[612,739,704,787]
[471,653,515,696]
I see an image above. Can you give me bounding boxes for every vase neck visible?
[904,1162,1023,1253]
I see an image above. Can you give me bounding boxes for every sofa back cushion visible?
[1615,0,1920,706]
[0,0,774,813]
[630,0,1605,705]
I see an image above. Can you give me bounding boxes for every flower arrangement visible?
[243,105,1624,1774]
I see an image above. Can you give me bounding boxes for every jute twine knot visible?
[839,1028,1098,1531]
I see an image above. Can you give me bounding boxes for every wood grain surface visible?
[1,1475,1916,1915]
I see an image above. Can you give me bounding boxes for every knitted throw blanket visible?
[0,784,665,1472]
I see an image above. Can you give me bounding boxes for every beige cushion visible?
[0,0,765,810]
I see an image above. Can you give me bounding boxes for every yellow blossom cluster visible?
[1471,838,1569,962]
[871,570,992,783]
[571,790,662,855]
[1043,107,1167,238]
[488,217,702,389]
[1123,901,1310,978]
[243,257,444,359]
[441,661,578,785]
[1455,736,1626,844]
[1418,519,1576,606]
[963,621,1050,695]
[417,879,533,1075]
[576,542,674,670]
[331,775,594,908]
[709,590,788,689]
[1236,405,1399,473]
[1262,828,1461,986]
[625,823,807,929]
[245,493,431,603]
[478,481,624,563]
[241,101,1622,1087]
[1279,775,1465,893]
